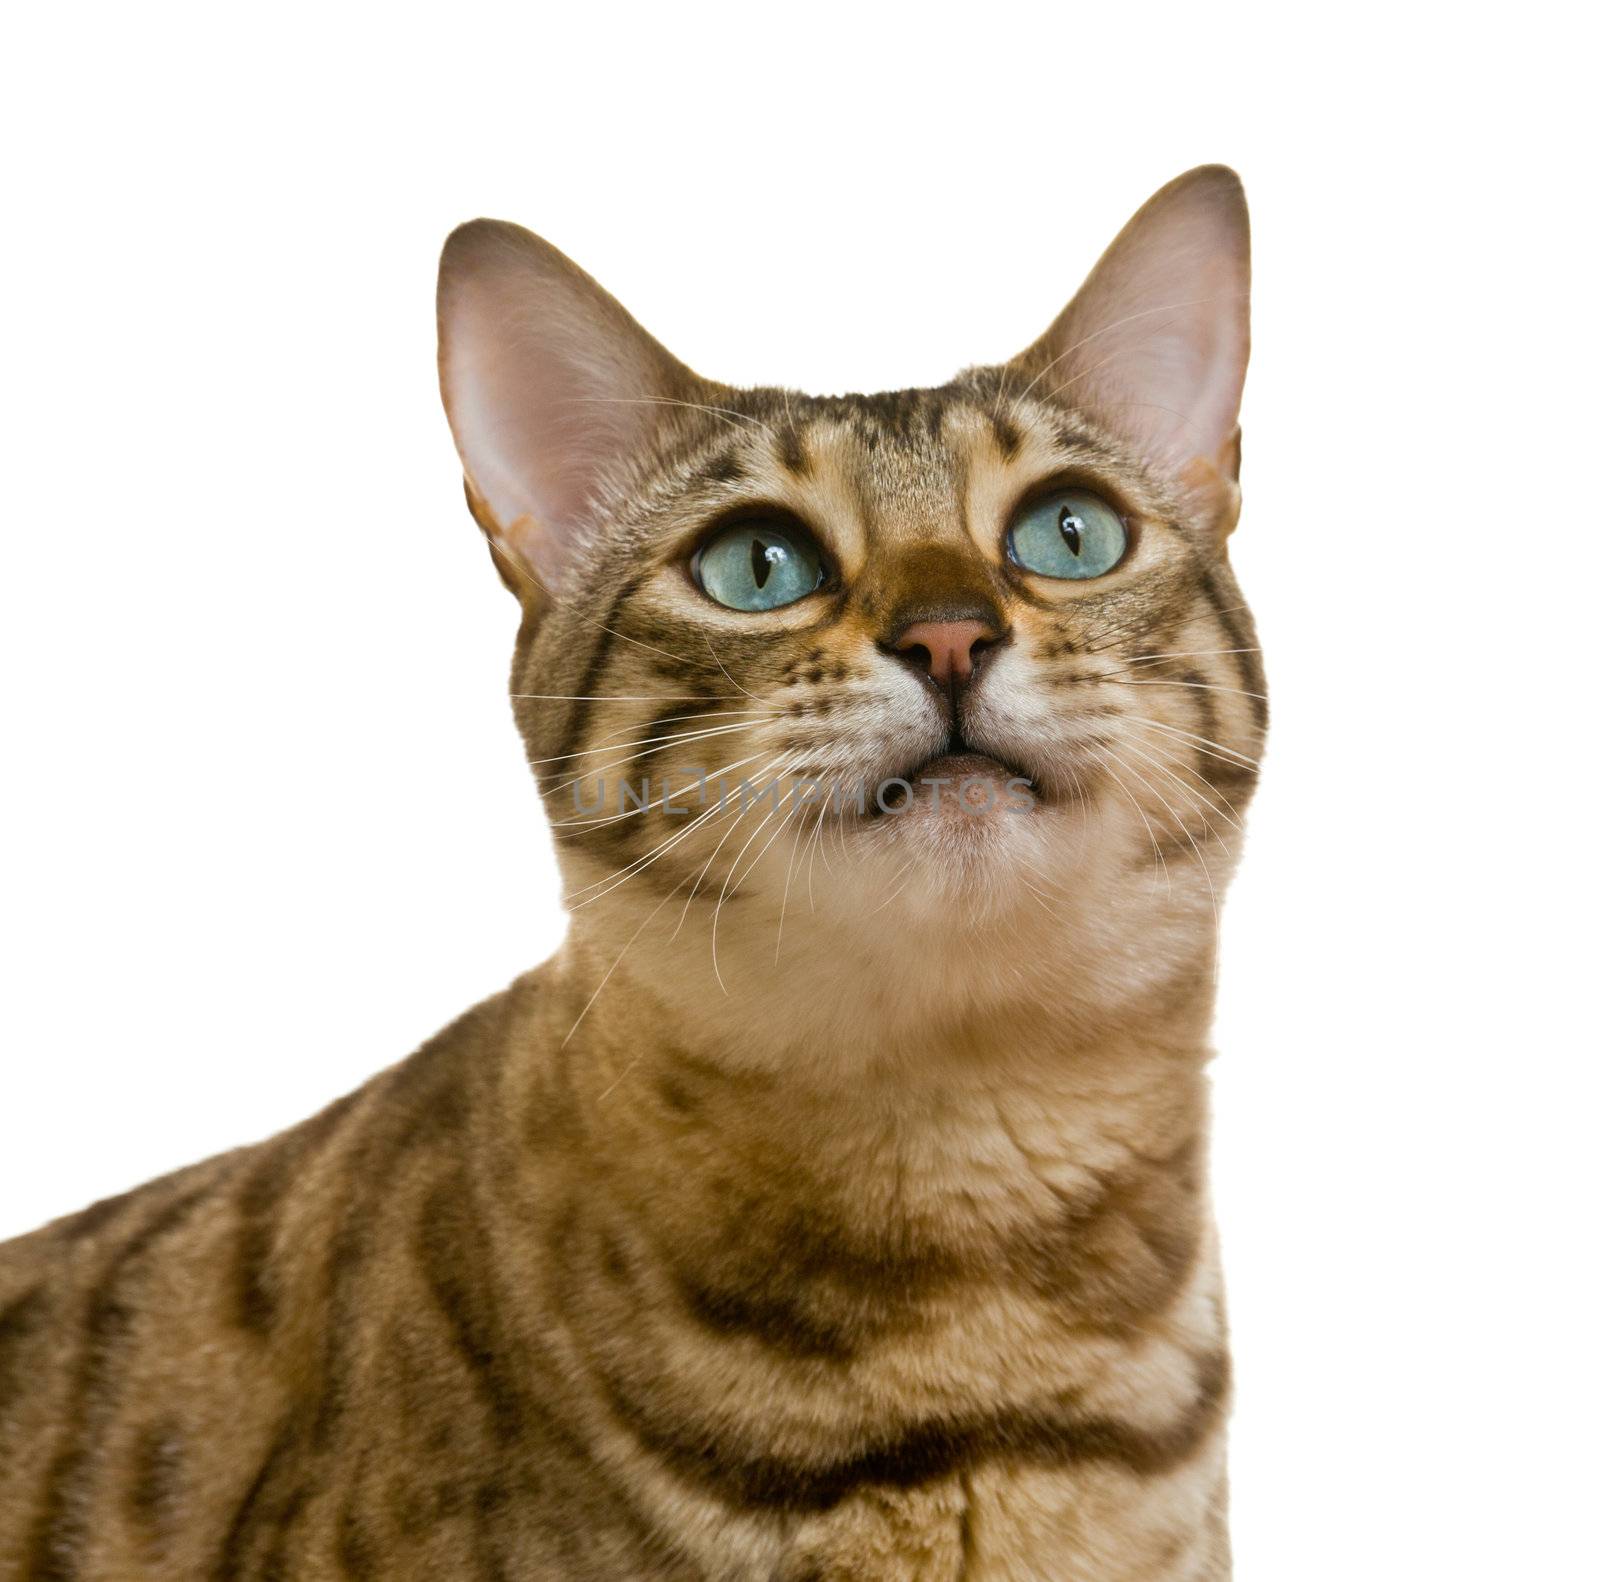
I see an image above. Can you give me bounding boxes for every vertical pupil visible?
[1058,509,1083,556]
[746,537,790,591]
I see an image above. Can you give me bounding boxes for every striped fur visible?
[0,169,1265,1578]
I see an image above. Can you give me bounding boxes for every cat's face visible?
[437,168,1264,1035]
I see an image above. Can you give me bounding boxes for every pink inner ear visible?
[1019,167,1250,482]
[437,220,694,594]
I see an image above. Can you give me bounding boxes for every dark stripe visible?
[560,672,784,881]
[666,1137,1202,1362]
[1015,1137,1203,1328]
[697,446,745,486]
[309,1213,369,1454]
[125,1417,184,1556]
[308,1036,467,1455]
[988,408,1022,458]
[415,1176,527,1447]
[545,571,648,775]
[233,1090,360,1335]
[251,1480,311,1582]
[959,1471,978,1575]
[849,388,927,445]
[0,1283,50,1436]
[1200,567,1268,734]
[1145,825,1222,866]
[50,1183,149,1243]
[674,1268,860,1363]
[1181,668,1220,754]
[1054,419,1109,454]
[776,420,810,476]
[471,1481,513,1582]
[0,1283,48,1363]
[603,1350,1230,1512]
[213,1418,297,1581]
[412,1182,686,1572]
[29,1183,214,1582]
[336,1496,380,1581]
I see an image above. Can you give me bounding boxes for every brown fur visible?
[0,167,1264,1578]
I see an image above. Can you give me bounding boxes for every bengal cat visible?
[0,165,1266,1580]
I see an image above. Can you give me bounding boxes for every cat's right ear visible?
[437,221,697,606]
[1005,166,1250,534]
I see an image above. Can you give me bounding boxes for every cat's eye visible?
[694,519,825,612]
[1007,489,1128,581]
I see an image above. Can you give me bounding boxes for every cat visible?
[0,164,1265,1580]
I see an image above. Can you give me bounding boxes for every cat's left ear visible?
[1008,165,1250,532]
[437,220,700,604]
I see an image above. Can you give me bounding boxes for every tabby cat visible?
[0,165,1265,1580]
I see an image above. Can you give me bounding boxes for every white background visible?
[2,6,1594,1577]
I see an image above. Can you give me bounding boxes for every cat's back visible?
[1,1141,264,1578]
[0,981,534,1580]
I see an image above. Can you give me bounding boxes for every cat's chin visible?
[858,754,1043,874]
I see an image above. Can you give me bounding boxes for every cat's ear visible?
[1008,165,1250,530]
[437,221,698,602]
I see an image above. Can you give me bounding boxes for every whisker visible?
[486,531,727,676]
[1101,677,1269,702]
[865,857,917,917]
[1013,855,1071,902]
[589,707,777,747]
[712,791,802,992]
[736,797,804,900]
[535,716,772,772]
[1107,741,1232,863]
[1117,713,1260,771]
[511,691,747,702]
[1125,646,1263,665]
[1097,744,1223,926]
[570,394,776,443]
[702,633,777,707]
[1115,736,1242,834]
[571,756,794,914]
[804,794,830,912]
[566,804,723,909]
[1014,294,1235,406]
[553,749,767,860]
[573,875,693,1061]
[1089,752,1171,893]
[773,796,811,965]
[673,751,798,941]
[550,743,771,830]
[1080,606,1242,660]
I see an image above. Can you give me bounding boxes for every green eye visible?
[1008,489,1127,580]
[695,520,824,612]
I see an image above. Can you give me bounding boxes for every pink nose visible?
[893,619,997,687]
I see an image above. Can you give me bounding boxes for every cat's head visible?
[436,168,1264,1042]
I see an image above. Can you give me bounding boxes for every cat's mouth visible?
[870,738,1038,818]
[914,750,1014,777]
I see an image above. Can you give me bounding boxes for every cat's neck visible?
[559,861,1219,1084]
[544,927,1216,1251]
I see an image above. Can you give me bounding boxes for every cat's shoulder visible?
[0,967,552,1294]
